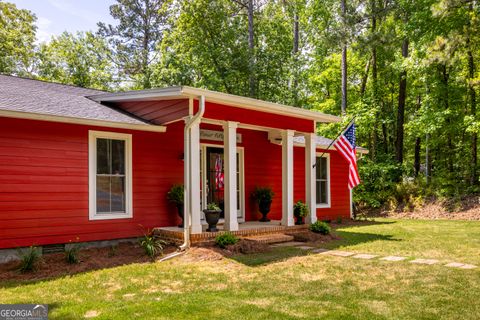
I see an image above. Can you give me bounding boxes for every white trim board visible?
[0,109,166,133]
[315,153,331,209]
[88,130,133,220]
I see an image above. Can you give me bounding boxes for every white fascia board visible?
[0,109,166,133]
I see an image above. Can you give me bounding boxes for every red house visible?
[0,75,365,255]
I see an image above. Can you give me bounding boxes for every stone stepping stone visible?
[270,241,305,247]
[410,259,439,265]
[380,256,407,262]
[312,248,330,254]
[352,253,378,259]
[325,250,355,257]
[296,245,315,250]
[445,262,466,268]
[459,264,477,269]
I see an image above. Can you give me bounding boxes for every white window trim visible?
[89,130,133,220]
[316,152,331,209]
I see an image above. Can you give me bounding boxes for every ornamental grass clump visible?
[18,246,40,273]
[139,229,167,260]
[65,244,80,264]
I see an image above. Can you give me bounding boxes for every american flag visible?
[334,122,360,189]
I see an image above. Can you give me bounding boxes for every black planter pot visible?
[177,203,184,228]
[203,209,221,232]
[258,199,272,222]
[294,207,305,225]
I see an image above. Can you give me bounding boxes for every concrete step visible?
[242,233,294,244]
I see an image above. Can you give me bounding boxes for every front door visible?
[201,145,244,221]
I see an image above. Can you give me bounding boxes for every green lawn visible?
[1,218,479,319]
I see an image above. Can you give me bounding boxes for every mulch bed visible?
[0,242,177,283]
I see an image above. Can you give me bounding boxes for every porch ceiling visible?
[105,99,189,125]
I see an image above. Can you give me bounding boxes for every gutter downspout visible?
[179,96,205,251]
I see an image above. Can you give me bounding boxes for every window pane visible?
[111,139,125,175]
[320,181,328,204]
[96,176,111,213]
[316,181,321,204]
[320,158,327,179]
[316,157,321,179]
[110,176,126,212]
[97,139,109,174]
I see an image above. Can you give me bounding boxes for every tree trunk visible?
[370,0,378,159]
[468,47,477,185]
[395,38,408,164]
[341,0,347,115]
[360,58,370,96]
[292,10,299,106]
[247,0,255,98]
[467,2,477,185]
[414,137,421,177]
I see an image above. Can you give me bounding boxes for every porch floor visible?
[154,220,309,244]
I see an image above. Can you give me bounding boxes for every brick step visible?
[242,234,294,244]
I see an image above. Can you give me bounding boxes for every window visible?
[316,154,330,207]
[89,131,132,220]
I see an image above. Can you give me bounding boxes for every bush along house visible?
[0,75,367,259]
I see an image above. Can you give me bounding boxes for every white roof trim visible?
[0,109,167,133]
[89,86,341,123]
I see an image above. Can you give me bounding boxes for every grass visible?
[0,218,479,319]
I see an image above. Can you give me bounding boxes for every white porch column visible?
[223,121,239,231]
[305,133,317,224]
[282,129,295,226]
[189,121,203,234]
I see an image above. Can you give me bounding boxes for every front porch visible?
[154,220,309,244]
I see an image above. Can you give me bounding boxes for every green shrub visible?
[167,184,184,205]
[206,202,221,211]
[293,201,309,217]
[251,186,274,202]
[309,221,331,235]
[140,233,167,259]
[18,246,40,272]
[335,216,343,224]
[215,232,239,248]
[65,244,80,264]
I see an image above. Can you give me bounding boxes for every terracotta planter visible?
[203,209,221,232]
[258,199,272,222]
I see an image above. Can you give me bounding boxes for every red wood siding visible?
[0,116,349,249]
[196,101,315,133]
[0,117,185,249]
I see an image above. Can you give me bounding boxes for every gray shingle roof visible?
[0,75,149,125]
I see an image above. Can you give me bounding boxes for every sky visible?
[8,0,116,42]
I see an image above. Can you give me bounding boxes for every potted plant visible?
[203,202,222,232]
[252,187,274,222]
[167,184,184,227]
[293,200,309,225]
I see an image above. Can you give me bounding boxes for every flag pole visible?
[313,116,356,168]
